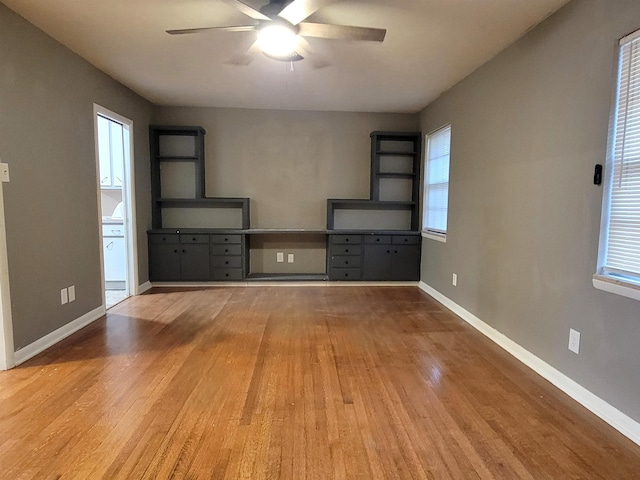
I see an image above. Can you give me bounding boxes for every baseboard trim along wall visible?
[138,281,152,294]
[418,281,640,447]
[13,306,106,366]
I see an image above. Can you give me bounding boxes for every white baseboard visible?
[149,281,419,288]
[137,281,152,294]
[418,281,640,447]
[13,306,105,366]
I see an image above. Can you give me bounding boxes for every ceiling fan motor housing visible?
[260,0,293,17]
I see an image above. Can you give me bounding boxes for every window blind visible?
[603,33,640,281]
[424,126,451,234]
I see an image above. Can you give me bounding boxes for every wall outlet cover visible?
[0,163,9,183]
[276,252,284,263]
[568,328,580,354]
[68,285,76,302]
[288,253,294,263]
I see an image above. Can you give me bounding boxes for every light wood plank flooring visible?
[0,286,639,479]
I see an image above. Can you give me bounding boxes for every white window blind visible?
[423,126,451,234]
[602,32,640,282]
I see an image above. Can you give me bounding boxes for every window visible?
[423,125,451,241]
[595,29,640,301]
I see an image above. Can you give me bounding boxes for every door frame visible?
[0,180,15,370]
[93,104,139,307]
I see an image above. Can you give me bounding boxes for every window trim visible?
[594,28,640,301]
[422,124,451,242]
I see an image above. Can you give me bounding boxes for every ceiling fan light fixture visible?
[257,23,299,58]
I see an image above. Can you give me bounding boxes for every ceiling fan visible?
[167,0,387,66]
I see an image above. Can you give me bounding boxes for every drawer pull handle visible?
[225,261,229,265]
[225,249,229,253]
[225,273,229,277]
[345,273,349,277]
[174,249,178,253]
[404,238,408,242]
[387,250,390,254]
[106,242,114,250]
[111,229,121,235]
[345,261,349,265]
[192,237,196,241]
[224,238,229,242]
[162,237,166,242]
[345,238,350,242]
[345,249,349,253]
[394,250,398,254]
[182,249,186,253]
[376,238,380,242]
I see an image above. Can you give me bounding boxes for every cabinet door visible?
[149,243,180,281]
[104,237,126,282]
[390,245,420,280]
[180,244,210,281]
[362,244,392,280]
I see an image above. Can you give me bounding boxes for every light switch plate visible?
[568,328,580,354]
[68,285,76,302]
[61,288,68,305]
[0,163,9,183]
[287,253,294,263]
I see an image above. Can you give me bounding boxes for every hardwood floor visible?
[0,286,639,479]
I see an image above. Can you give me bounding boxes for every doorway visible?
[94,105,138,309]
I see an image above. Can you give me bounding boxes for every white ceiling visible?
[3,0,570,113]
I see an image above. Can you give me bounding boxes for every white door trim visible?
[0,180,15,370]
[93,104,139,307]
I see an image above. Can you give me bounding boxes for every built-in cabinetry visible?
[327,131,422,281]
[148,127,421,283]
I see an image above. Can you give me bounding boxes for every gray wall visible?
[153,107,418,273]
[420,0,640,422]
[0,4,153,350]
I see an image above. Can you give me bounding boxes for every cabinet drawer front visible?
[329,268,362,280]
[211,256,242,268]
[180,234,209,244]
[364,235,391,244]
[211,234,242,244]
[149,233,179,244]
[210,244,242,256]
[392,235,420,245]
[212,268,243,281]
[103,225,125,237]
[330,245,362,256]
[330,256,362,268]
[330,235,362,245]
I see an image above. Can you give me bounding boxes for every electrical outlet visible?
[61,288,68,305]
[276,252,284,263]
[288,253,294,263]
[68,285,76,302]
[568,328,580,354]
[452,273,457,286]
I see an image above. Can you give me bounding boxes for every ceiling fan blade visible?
[296,37,331,69]
[277,0,338,26]
[298,22,386,42]
[225,41,261,66]
[167,25,256,35]
[220,0,270,21]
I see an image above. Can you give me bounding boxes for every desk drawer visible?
[212,268,243,281]
[211,234,242,244]
[330,235,362,245]
[364,235,391,244]
[180,234,209,244]
[330,256,361,268]
[329,268,361,281]
[149,233,179,244]
[211,256,242,268]
[330,244,362,256]
[392,235,420,245]
[210,244,242,256]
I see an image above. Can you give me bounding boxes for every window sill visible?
[593,274,640,302]
[421,231,446,243]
